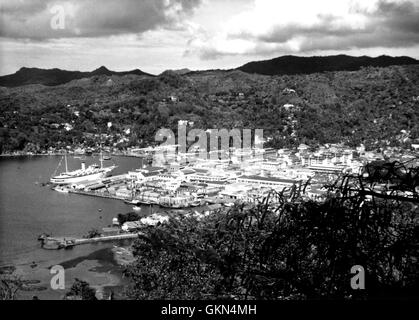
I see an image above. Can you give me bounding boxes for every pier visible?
[67,189,208,208]
[74,233,144,244]
[41,233,144,250]
[68,189,128,201]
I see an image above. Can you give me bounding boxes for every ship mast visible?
[99,136,104,169]
[100,148,104,169]
[65,153,68,173]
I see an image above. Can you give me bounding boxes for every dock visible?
[41,233,144,250]
[74,233,144,244]
[68,189,128,201]
[67,189,209,208]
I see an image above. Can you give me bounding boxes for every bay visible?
[0,155,145,299]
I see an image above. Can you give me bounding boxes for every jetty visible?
[67,189,206,208]
[40,233,144,250]
[68,189,128,201]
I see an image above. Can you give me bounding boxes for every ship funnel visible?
[81,162,86,170]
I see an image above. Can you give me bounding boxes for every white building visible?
[236,175,300,191]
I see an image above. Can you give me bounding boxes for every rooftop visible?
[238,175,299,184]
[142,171,161,177]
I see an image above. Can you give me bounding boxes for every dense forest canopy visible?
[0,64,418,153]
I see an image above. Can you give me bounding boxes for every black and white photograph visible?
[0,0,418,309]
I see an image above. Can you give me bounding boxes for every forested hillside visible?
[0,64,418,154]
[237,55,418,76]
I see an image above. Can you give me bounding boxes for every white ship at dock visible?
[50,152,116,185]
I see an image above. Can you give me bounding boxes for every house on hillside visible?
[283,104,295,110]
[283,88,296,94]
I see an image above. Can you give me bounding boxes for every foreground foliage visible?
[0,269,22,300]
[65,278,97,300]
[125,163,419,300]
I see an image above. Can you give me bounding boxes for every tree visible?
[65,278,97,300]
[124,162,419,300]
[118,212,141,225]
[0,272,22,300]
[84,228,101,239]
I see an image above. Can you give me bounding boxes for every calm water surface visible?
[0,155,144,267]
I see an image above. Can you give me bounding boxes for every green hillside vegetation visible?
[0,65,418,154]
[237,54,418,76]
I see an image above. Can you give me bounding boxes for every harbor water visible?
[0,155,146,299]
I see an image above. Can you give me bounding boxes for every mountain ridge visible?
[1,63,418,155]
[1,54,418,87]
[236,54,419,76]
[0,66,153,87]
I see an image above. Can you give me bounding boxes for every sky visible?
[0,0,419,75]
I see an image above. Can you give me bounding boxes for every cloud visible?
[187,0,419,59]
[0,0,202,40]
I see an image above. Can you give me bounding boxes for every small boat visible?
[103,156,112,161]
[133,206,142,213]
[41,238,64,250]
[159,202,185,209]
[125,199,154,205]
[224,202,235,207]
[53,186,69,193]
[41,237,76,250]
[125,199,141,206]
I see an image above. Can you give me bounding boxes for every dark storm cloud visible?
[370,0,419,36]
[0,0,202,40]
[195,0,419,60]
[253,0,419,53]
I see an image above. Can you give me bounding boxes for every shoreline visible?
[0,152,137,158]
[8,246,131,300]
[0,156,145,300]
[0,153,65,157]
